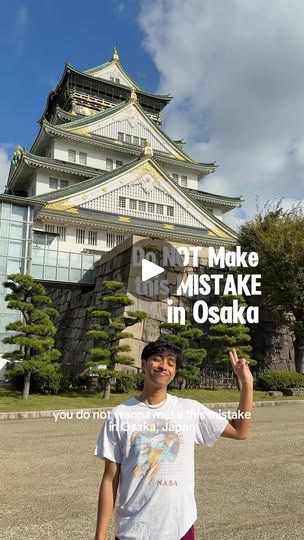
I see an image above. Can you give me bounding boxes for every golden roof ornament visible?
[112,46,119,62]
[143,141,153,157]
[12,145,23,167]
[130,86,138,101]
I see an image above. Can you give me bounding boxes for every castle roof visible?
[33,155,239,242]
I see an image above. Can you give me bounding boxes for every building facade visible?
[0,48,242,371]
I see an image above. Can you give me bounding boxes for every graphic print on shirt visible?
[130,419,181,482]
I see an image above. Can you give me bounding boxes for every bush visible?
[31,370,63,394]
[134,373,144,390]
[7,365,65,394]
[258,370,304,391]
[76,372,94,390]
[114,372,136,393]
[168,373,201,390]
[9,369,64,394]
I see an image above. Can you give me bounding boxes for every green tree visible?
[239,202,304,373]
[2,274,61,399]
[207,295,255,370]
[159,320,206,389]
[86,280,147,399]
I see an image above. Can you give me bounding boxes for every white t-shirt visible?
[95,394,228,540]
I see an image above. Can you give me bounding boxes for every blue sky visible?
[1,0,303,224]
[0,0,158,151]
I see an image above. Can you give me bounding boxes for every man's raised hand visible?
[229,348,253,387]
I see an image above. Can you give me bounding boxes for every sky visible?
[1,0,304,228]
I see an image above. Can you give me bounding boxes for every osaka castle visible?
[0,47,242,368]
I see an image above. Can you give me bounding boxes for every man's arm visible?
[221,348,253,441]
[95,458,121,540]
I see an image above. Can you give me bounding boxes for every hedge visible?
[9,370,64,394]
[258,370,304,391]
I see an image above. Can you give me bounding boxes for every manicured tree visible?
[207,295,255,379]
[239,203,304,372]
[159,320,206,389]
[86,280,147,399]
[2,274,61,399]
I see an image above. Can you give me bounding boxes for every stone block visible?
[114,363,138,374]
[118,338,146,368]
[142,318,160,342]
[268,391,283,397]
[129,297,168,321]
[283,387,304,396]
[126,321,143,340]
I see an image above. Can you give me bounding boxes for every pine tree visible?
[207,295,256,371]
[86,280,147,399]
[239,202,304,372]
[159,320,206,389]
[2,274,61,399]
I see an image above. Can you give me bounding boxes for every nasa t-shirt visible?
[95,394,228,540]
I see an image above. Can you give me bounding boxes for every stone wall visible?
[47,236,194,377]
[250,308,296,372]
[47,236,298,378]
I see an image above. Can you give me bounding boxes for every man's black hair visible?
[141,341,183,369]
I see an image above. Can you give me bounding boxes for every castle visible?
[0,48,242,376]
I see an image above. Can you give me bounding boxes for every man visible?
[94,341,253,540]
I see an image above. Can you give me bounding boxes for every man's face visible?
[142,354,177,388]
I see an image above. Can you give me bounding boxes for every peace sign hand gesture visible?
[229,348,253,387]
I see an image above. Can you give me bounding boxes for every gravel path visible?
[1,405,303,539]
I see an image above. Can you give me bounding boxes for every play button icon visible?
[142,259,165,282]
[128,237,185,302]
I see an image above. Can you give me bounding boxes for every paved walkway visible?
[1,405,303,539]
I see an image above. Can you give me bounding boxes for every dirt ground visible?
[1,405,303,539]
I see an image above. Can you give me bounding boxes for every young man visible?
[94,341,253,540]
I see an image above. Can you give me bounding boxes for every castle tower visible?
[0,48,242,366]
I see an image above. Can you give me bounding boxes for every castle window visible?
[76,229,85,244]
[106,158,113,171]
[129,199,137,210]
[79,152,87,166]
[133,136,139,145]
[49,177,58,189]
[148,202,155,213]
[138,201,146,211]
[115,78,120,84]
[125,134,132,144]
[118,132,124,142]
[106,233,115,248]
[172,173,179,183]
[140,138,147,147]
[119,196,126,208]
[181,175,188,187]
[167,206,174,217]
[60,179,69,189]
[106,233,125,249]
[68,149,76,163]
[116,160,123,168]
[156,204,164,215]
[88,230,97,246]
[57,226,66,241]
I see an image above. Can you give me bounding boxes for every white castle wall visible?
[53,139,130,171]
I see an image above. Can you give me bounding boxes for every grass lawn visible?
[0,386,303,412]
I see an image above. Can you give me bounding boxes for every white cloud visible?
[11,6,28,55]
[113,0,125,14]
[0,146,11,194]
[138,0,304,226]
[17,6,28,26]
